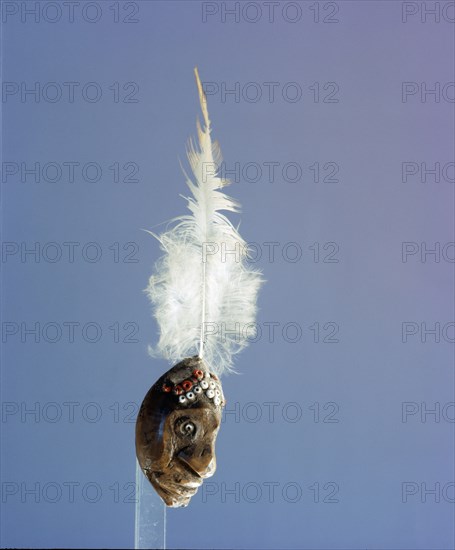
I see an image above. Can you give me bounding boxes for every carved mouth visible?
[176,456,205,481]
[151,463,203,507]
[152,481,198,507]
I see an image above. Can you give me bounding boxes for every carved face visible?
[135,357,224,507]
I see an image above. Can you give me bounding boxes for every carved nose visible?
[178,444,216,478]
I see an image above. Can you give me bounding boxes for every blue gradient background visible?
[1,1,454,548]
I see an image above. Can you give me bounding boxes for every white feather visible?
[146,68,263,376]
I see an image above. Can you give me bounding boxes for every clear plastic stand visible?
[135,461,166,549]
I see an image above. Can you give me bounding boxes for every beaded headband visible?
[162,368,225,408]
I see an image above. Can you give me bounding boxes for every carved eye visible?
[179,421,196,436]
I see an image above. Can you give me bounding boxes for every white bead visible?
[215,389,220,396]
[206,389,215,399]
[214,396,221,406]
[204,371,210,378]
[179,395,187,404]
[209,381,216,390]
[186,392,195,400]
[194,386,202,394]
[200,381,209,390]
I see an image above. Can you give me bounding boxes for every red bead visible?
[182,380,193,391]
[162,384,171,393]
[193,369,204,380]
[173,385,183,395]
